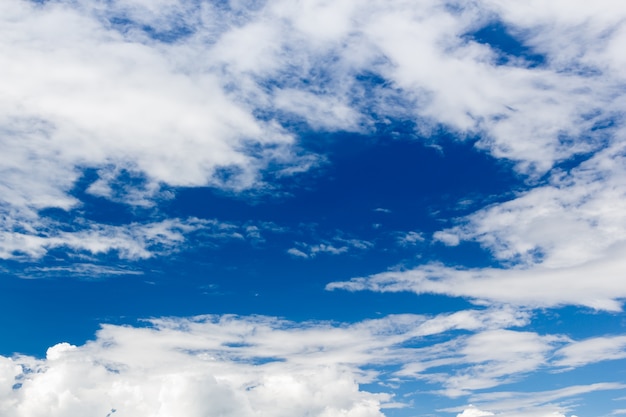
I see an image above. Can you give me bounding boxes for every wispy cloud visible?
[452,382,626,417]
[21,263,144,278]
[2,0,625,265]
[287,237,373,259]
[553,336,626,369]
[329,144,626,311]
[327,250,626,311]
[396,231,425,247]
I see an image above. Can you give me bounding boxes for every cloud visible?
[457,406,495,417]
[328,137,626,311]
[20,263,144,278]
[433,231,461,247]
[395,329,565,397]
[0,0,301,262]
[0,217,239,261]
[0,309,531,417]
[453,382,626,417]
[2,0,626,263]
[2,309,623,416]
[396,231,425,247]
[287,247,309,258]
[2,2,626,416]
[553,336,626,369]
[441,141,626,269]
[326,247,626,311]
[288,236,373,259]
[0,218,191,261]
[457,406,567,417]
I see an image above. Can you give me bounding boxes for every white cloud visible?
[396,231,424,247]
[457,406,495,417]
[2,0,626,263]
[0,309,530,417]
[455,383,626,417]
[457,406,566,417]
[2,309,620,416]
[0,216,257,262]
[0,0,300,262]
[326,247,626,311]
[395,329,564,397]
[329,138,626,311]
[433,231,461,247]
[21,263,144,278]
[2,309,623,416]
[0,217,225,261]
[442,141,626,269]
[288,236,373,259]
[287,247,309,258]
[554,336,626,369]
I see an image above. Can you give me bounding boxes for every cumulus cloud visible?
[1,309,622,416]
[0,309,531,417]
[457,406,495,417]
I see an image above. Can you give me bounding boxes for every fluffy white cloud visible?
[0,309,531,417]
[457,406,495,417]
[2,310,622,416]
[2,0,626,262]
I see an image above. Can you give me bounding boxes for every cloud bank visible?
[2,309,624,417]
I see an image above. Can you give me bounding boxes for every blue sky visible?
[1,1,626,416]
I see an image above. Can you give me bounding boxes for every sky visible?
[1,0,626,416]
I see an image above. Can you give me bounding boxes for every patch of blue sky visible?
[0,122,531,355]
[105,12,198,44]
[530,307,626,341]
[466,21,546,67]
